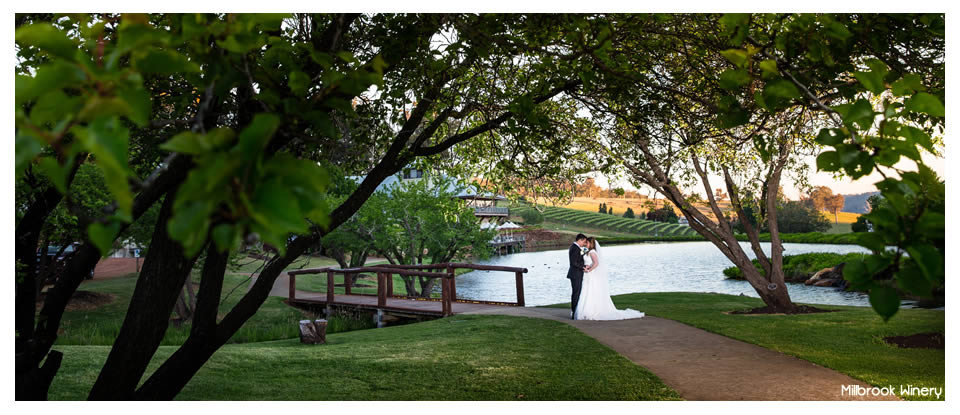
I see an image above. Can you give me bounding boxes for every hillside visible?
[511,203,698,237]
[841,191,880,213]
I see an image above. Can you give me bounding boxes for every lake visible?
[455,241,878,307]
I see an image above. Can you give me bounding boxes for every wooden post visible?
[386,273,393,298]
[447,265,457,302]
[377,272,387,307]
[326,271,335,303]
[441,278,451,316]
[288,274,296,301]
[345,272,353,295]
[515,271,525,307]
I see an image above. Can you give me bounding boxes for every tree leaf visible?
[117,87,152,127]
[763,79,801,99]
[720,49,749,68]
[16,23,78,61]
[36,156,72,193]
[237,113,280,154]
[758,59,778,79]
[815,151,841,171]
[853,58,888,95]
[905,92,945,117]
[718,69,751,90]
[868,285,900,322]
[88,222,122,257]
[891,74,926,97]
[906,244,944,284]
[15,132,44,178]
[895,261,932,298]
[134,49,200,74]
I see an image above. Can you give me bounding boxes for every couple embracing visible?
[567,234,645,321]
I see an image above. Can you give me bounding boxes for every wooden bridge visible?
[287,263,528,326]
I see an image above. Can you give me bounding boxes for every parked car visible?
[36,242,94,280]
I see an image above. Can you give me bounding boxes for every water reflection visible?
[456,241,879,307]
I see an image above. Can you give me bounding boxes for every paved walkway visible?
[463,306,898,401]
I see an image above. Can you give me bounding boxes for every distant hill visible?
[842,191,880,213]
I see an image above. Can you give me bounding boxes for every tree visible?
[714,188,727,202]
[623,207,635,219]
[809,186,834,212]
[717,13,945,320]
[364,176,496,297]
[574,14,823,312]
[576,13,943,316]
[646,205,678,224]
[825,194,845,224]
[776,201,832,233]
[15,13,599,400]
[598,202,606,214]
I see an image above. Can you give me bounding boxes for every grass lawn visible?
[56,271,373,346]
[549,292,944,401]
[48,314,682,400]
[825,222,853,234]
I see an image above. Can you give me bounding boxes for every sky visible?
[591,150,945,201]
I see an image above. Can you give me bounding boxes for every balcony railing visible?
[491,234,526,244]
[473,206,509,216]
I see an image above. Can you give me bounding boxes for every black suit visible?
[567,243,585,315]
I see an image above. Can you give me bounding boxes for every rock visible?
[805,263,847,287]
[299,319,327,344]
[814,278,839,287]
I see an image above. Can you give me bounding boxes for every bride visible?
[574,237,645,321]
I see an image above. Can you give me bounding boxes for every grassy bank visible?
[721,252,867,282]
[549,292,944,401]
[48,314,681,400]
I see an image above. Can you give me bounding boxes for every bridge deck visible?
[289,291,515,317]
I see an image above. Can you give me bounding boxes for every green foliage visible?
[722,252,868,282]
[716,13,945,319]
[623,207,635,219]
[323,174,496,296]
[776,201,832,233]
[645,206,678,224]
[851,216,870,233]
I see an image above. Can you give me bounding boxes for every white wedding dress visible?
[574,241,645,320]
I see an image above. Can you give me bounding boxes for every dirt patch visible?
[727,304,834,315]
[884,332,944,349]
[91,257,141,280]
[38,290,116,311]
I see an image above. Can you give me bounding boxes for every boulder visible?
[804,263,847,287]
[299,319,327,344]
[813,278,840,287]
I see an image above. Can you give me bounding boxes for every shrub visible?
[851,216,870,232]
[623,207,635,219]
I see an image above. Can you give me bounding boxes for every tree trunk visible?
[419,277,438,298]
[15,185,66,400]
[401,276,419,297]
[87,193,201,400]
[133,235,315,399]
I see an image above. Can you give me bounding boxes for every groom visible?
[567,233,589,320]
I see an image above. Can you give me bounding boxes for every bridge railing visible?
[287,263,528,316]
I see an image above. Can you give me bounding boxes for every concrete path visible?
[464,306,898,401]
